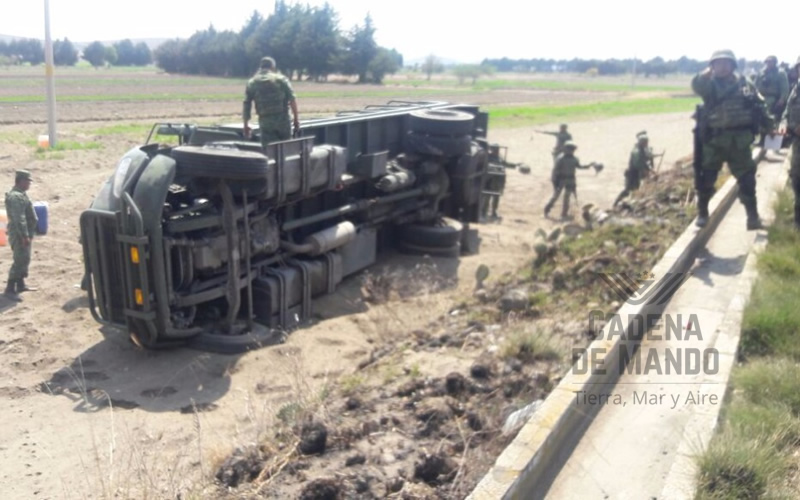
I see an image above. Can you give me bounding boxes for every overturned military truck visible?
[80,101,507,353]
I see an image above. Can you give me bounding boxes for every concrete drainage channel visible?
[468,149,766,499]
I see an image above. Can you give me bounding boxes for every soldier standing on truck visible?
[3,170,37,302]
[544,141,598,219]
[243,56,300,149]
[613,133,660,207]
[692,49,775,230]
[535,124,572,158]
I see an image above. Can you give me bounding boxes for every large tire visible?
[398,217,464,248]
[408,109,475,136]
[405,132,472,157]
[187,324,285,354]
[397,241,461,258]
[172,145,269,180]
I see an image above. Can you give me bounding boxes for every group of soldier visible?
[539,49,800,232]
[6,51,800,301]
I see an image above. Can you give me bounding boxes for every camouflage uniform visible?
[755,60,789,119]
[614,137,654,206]
[691,50,773,229]
[243,66,297,148]
[785,82,800,226]
[544,143,592,218]
[4,171,37,300]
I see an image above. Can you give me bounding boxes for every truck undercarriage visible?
[80,101,507,352]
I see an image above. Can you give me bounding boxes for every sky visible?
[3,1,798,65]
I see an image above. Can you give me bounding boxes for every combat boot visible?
[745,203,764,231]
[16,278,37,293]
[3,281,21,302]
[695,193,710,228]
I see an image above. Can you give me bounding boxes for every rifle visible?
[692,104,707,192]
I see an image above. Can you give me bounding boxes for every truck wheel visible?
[188,325,285,354]
[405,132,472,157]
[408,109,475,136]
[171,145,269,180]
[397,241,461,258]
[398,217,464,248]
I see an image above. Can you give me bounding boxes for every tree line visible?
[480,56,767,76]
[0,37,152,67]
[153,1,402,83]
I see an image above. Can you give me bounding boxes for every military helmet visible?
[710,49,737,67]
[260,56,276,69]
[635,130,647,138]
[15,169,33,182]
[559,123,568,129]
[637,134,649,142]
[563,141,577,150]
[765,55,778,64]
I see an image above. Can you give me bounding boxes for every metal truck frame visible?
[80,100,507,353]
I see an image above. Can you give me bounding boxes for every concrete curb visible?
[468,152,758,499]
[659,156,789,499]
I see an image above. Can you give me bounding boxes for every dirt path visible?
[0,111,694,498]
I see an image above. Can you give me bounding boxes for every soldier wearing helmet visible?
[614,133,657,207]
[691,49,775,230]
[783,58,800,228]
[243,56,300,149]
[544,141,598,219]
[755,55,789,120]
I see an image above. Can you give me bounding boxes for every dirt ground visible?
[0,88,694,498]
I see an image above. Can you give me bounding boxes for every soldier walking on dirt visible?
[535,124,572,158]
[613,133,658,207]
[3,170,38,302]
[544,142,597,219]
[692,49,774,230]
[243,56,300,149]
[783,71,800,228]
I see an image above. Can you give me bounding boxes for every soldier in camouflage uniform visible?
[536,124,572,158]
[4,170,38,302]
[755,55,790,121]
[243,56,300,149]
[692,49,774,230]
[544,141,595,219]
[784,67,800,228]
[614,133,655,207]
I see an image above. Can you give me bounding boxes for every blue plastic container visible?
[33,201,48,235]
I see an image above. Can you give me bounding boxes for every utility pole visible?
[44,0,57,147]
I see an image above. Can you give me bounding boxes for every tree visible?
[82,41,107,68]
[421,54,443,81]
[53,38,78,66]
[113,39,136,65]
[104,46,118,66]
[368,47,401,83]
[453,64,492,85]
[297,2,341,81]
[343,14,377,83]
[154,39,186,73]
[9,39,44,65]
[240,10,263,41]
[132,42,152,66]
